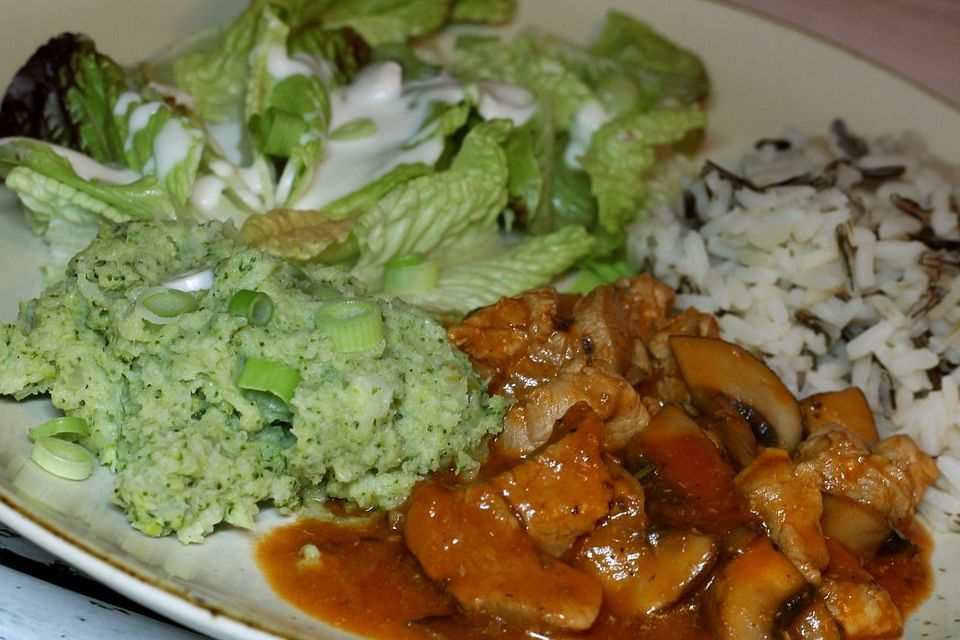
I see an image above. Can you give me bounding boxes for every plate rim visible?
[0,1,958,639]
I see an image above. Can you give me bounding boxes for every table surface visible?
[721,0,960,107]
[1,2,958,639]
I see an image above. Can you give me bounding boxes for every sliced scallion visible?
[330,117,378,141]
[28,416,90,442]
[31,436,95,481]
[237,357,302,403]
[162,267,215,292]
[382,254,439,296]
[228,290,274,326]
[136,287,198,325]
[317,299,383,353]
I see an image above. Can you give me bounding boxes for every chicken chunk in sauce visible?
[490,407,613,556]
[735,448,829,585]
[256,275,939,640]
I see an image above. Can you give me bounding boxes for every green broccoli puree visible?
[0,221,507,543]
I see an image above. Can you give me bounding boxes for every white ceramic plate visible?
[1,1,958,639]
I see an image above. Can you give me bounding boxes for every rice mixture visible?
[629,121,960,531]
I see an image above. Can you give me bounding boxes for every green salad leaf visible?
[1,0,710,316]
[451,0,516,24]
[306,0,453,46]
[172,2,268,124]
[582,105,706,233]
[589,11,709,108]
[0,33,128,164]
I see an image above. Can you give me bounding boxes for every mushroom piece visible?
[670,336,803,454]
[576,526,718,617]
[784,600,842,640]
[573,466,718,617]
[801,387,879,444]
[626,404,747,533]
[705,536,810,640]
[819,494,891,559]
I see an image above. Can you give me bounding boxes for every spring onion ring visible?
[162,267,215,292]
[382,254,439,296]
[136,287,198,325]
[28,416,90,442]
[237,357,302,403]
[317,299,384,353]
[229,290,274,326]
[31,436,96,481]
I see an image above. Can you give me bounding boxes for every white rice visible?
[628,123,960,531]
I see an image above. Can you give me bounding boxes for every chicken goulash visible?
[256,275,938,639]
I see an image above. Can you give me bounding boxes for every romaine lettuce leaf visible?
[0,139,175,221]
[351,119,511,284]
[172,2,268,123]
[323,162,432,218]
[580,105,705,232]
[0,139,176,280]
[588,11,709,108]
[406,225,594,317]
[454,33,594,129]
[454,16,707,244]
[113,100,206,208]
[451,0,516,24]
[308,0,453,46]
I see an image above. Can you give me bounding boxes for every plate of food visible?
[0,1,958,639]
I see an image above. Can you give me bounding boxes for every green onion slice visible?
[31,436,96,481]
[382,254,439,296]
[330,117,378,141]
[136,287,198,325]
[318,299,383,353]
[237,357,302,403]
[28,416,90,442]
[228,290,274,326]
[162,267,215,292]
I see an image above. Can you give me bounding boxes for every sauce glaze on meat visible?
[257,275,937,640]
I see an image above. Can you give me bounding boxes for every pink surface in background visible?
[721,0,960,107]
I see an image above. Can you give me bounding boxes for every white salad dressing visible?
[564,99,613,169]
[474,82,536,126]
[208,159,272,212]
[153,118,198,182]
[289,61,455,209]
[266,44,315,81]
[190,175,228,213]
[112,91,141,118]
[188,60,541,215]
[289,62,538,210]
[124,101,164,151]
[0,137,140,184]
[206,121,247,166]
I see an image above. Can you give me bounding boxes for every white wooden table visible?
[0,525,203,639]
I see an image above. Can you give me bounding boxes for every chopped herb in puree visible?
[0,221,507,543]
